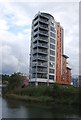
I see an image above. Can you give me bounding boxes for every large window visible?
[50,38,55,44]
[50,56,55,61]
[49,62,55,68]
[50,44,55,50]
[50,26,56,33]
[50,32,56,38]
[50,50,55,55]
[49,75,54,80]
[49,69,55,74]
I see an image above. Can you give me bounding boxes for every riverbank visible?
[3,84,81,105]
[4,93,54,103]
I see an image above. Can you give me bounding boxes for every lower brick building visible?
[56,22,71,85]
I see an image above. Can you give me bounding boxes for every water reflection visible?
[2,98,81,118]
[0,97,2,119]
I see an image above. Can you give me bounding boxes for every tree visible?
[7,72,22,90]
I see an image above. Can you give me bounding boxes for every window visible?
[32,74,36,78]
[49,75,54,80]
[50,56,55,61]
[50,44,55,50]
[51,22,54,26]
[50,26,56,33]
[50,50,55,55]
[50,32,56,38]
[50,38,55,44]
[49,69,55,74]
[49,62,55,68]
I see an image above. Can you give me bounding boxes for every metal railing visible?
[33,49,48,54]
[39,18,49,24]
[33,43,48,48]
[32,68,47,73]
[32,62,47,67]
[39,30,48,36]
[38,49,48,53]
[33,55,47,60]
[39,24,48,30]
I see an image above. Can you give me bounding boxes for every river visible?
[0,97,81,119]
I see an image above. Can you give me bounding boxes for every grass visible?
[4,84,81,105]
[5,94,54,103]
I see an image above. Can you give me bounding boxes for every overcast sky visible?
[0,1,79,75]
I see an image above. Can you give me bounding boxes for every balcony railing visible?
[33,18,39,25]
[33,56,47,61]
[37,75,47,78]
[33,37,38,42]
[33,17,49,25]
[39,36,48,41]
[39,24,49,30]
[39,30,48,36]
[32,62,48,67]
[39,17,49,24]
[32,68,47,73]
[33,49,48,54]
[32,74,47,79]
[33,29,48,36]
[33,49,37,54]
[33,43,48,48]
[40,14,49,20]
[38,49,48,53]
[33,24,39,30]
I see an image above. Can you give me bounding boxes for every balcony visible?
[33,35,48,43]
[33,37,38,42]
[33,29,48,36]
[33,24,39,30]
[39,17,49,24]
[32,68,47,73]
[37,69,47,73]
[38,49,48,54]
[33,48,48,55]
[39,23,49,30]
[33,43,48,48]
[33,17,39,25]
[33,55,47,61]
[37,74,47,79]
[32,74,47,79]
[33,49,37,54]
[33,17,49,25]
[39,36,48,42]
[32,62,48,67]
[39,30,48,36]
[33,30,39,36]
[40,14,49,20]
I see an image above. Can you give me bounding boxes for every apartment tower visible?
[29,12,71,86]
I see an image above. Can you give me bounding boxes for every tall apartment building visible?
[29,12,71,86]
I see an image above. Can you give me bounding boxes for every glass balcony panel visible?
[37,74,47,79]
[39,18,49,24]
[33,43,48,48]
[39,30,48,36]
[32,62,47,67]
[38,49,48,53]
[32,68,47,73]
[39,24,48,30]
[33,18,39,25]
[32,55,47,60]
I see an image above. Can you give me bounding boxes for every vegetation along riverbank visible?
[2,72,81,105]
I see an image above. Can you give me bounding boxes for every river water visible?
[0,97,81,119]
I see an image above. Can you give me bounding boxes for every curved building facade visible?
[29,12,71,86]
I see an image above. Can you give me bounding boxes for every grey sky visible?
[0,1,79,75]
